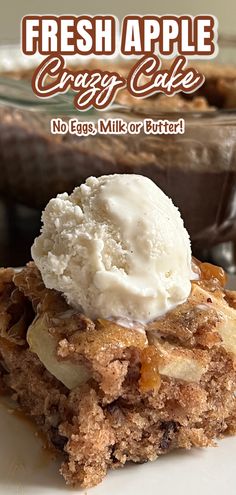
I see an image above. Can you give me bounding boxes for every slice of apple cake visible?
[0,260,235,487]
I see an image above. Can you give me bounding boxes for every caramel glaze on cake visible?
[0,261,236,487]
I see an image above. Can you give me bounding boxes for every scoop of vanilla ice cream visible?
[32,174,194,322]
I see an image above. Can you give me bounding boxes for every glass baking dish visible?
[0,41,236,261]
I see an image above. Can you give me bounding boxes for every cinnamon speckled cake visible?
[0,260,236,487]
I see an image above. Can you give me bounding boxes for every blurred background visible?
[0,0,236,40]
[0,0,236,270]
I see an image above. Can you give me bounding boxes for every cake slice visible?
[0,260,235,487]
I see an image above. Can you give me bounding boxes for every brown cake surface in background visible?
[3,58,236,109]
[0,58,236,254]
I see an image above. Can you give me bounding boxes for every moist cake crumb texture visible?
[0,262,236,487]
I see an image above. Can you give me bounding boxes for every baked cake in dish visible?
[0,261,236,487]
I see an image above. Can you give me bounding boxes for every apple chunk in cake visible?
[0,261,235,487]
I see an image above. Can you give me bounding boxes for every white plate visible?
[0,274,235,494]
